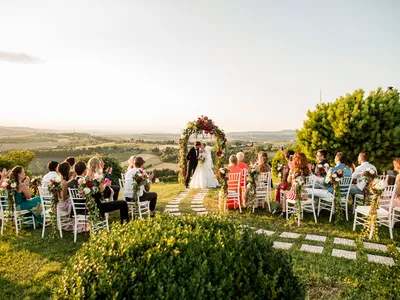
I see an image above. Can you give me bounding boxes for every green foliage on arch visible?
[297,88,400,170]
[178,116,227,184]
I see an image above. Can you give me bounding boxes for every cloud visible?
[0,51,45,64]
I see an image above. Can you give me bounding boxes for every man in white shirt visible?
[42,161,59,187]
[125,157,157,216]
[350,152,377,196]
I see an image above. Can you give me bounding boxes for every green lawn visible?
[1,184,400,299]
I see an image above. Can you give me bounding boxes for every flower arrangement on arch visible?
[47,176,62,237]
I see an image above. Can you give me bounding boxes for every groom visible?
[185,141,201,188]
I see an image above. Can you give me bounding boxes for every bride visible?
[190,143,219,189]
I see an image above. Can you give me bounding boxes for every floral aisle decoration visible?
[361,168,377,205]
[326,169,345,223]
[78,174,103,226]
[47,177,62,237]
[178,116,227,184]
[277,164,284,179]
[29,176,42,197]
[315,163,329,178]
[131,169,150,215]
[218,167,230,211]
[361,179,386,240]
[290,170,307,222]
[246,169,259,210]
[1,179,18,222]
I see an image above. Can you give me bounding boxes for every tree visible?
[297,88,400,171]
[0,149,36,173]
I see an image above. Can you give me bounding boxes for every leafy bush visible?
[56,215,305,299]
[297,87,400,170]
[0,149,36,174]
[75,153,123,185]
[158,147,179,163]
[153,168,178,182]
[271,150,288,177]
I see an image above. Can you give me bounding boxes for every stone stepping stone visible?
[169,202,181,205]
[165,208,180,213]
[169,212,181,216]
[255,229,275,236]
[363,242,387,252]
[367,254,395,266]
[192,207,207,212]
[279,232,301,239]
[300,244,324,254]
[166,205,179,208]
[332,249,357,260]
[197,211,208,215]
[333,238,355,247]
[305,234,327,243]
[273,241,293,250]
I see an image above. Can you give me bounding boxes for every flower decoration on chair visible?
[178,116,227,184]
[131,170,150,215]
[47,176,62,238]
[246,169,259,210]
[29,176,42,197]
[290,170,307,221]
[361,168,377,205]
[218,167,230,211]
[315,163,329,178]
[361,179,386,240]
[325,169,344,223]
[78,174,103,226]
[1,179,17,222]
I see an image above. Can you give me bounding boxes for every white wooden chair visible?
[0,194,7,235]
[318,176,352,222]
[121,173,126,182]
[353,185,396,239]
[124,180,150,219]
[68,188,109,242]
[119,178,125,189]
[219,172,242,213]
[252,172,271,212]
[38,187,70,238]
[240,168,248,204]
[353,175,390,213]
[286,176,318,226]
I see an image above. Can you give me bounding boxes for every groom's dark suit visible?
[186,146,199,187]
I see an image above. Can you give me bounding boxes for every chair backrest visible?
[255,172,270,191]
[379,185,396,211]
[0,194,7,214]
[240,168,248,186]
[335,176,352,198]
[68,188,87,216]
[38,186,53,213]
[379,175,389,184]
[304,176,314,188]
[119,178,125,189]
[228,172,241,193]
[121,173,126,182]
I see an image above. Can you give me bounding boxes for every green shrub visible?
[56,215,305,299]
[75,153,123,185]
[153,168,178,182]
[0,149,36,175]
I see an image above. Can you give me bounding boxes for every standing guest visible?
[68,160,129,224]
[42,161,59,187]
[185,141,201,188]
[99,158,120,201]
[10,166,42,223]
[350,152,377,196]
[280,153,311,217]
[236,152,248,170]
[125,157,157,217]
[227,155,242,174]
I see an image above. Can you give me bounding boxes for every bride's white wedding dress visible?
[190,147,219,189]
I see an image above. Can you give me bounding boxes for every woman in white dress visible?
[190,143,219,189]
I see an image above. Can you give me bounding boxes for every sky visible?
[0,0,399,133]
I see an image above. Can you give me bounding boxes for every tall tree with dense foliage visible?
[297,88,400,170]
[0,149,36,172]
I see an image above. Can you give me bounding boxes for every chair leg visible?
[42,216,46,238]
[345,200,349,221]
[285,200,289,220]
[329,202,334,223]
[317,198,321,216]
[14,214,19,235]
[58,213,63,238]
[312,203,317,223]
[353,211,357,231]
[74,219,77,243]
[238,198,242,213]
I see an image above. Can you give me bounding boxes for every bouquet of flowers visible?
[1,179,18,220]
[131,169,150,204]
[197,153,206,167]
[315,163,329,178]
[362,179,387,240]
[30,176,42,197]
[277,164,284,178]
[287,170,307,224]
[78,174,104,225]
[218,167,230,210]
[361,168,377,204]
[325,169,345,222]
[47,176,62,237]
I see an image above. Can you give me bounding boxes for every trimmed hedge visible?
[56,215,305,299]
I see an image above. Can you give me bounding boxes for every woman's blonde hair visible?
[128,155,136,166]
[229,155,238,166]
[236,152,245,162]
[88,157,102,174]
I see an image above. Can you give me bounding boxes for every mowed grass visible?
[1,184,400,299]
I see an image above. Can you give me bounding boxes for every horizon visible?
[1,0,399,132]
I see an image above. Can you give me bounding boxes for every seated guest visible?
[125,157,157,217]
[236,152,248,170]
[227,155,242,174]
[66,157,76,179]
[69,160,129,224]
[350,152,377,196]
[57,162,77,231]
[313,149,330,189]
[0,168,11,187]
[392,158,400,209]
[10,166,42,224]
[281,152,311,217]
[313,152,352,198]
[87,157,114,201]
[275,150,295,204]
[127,156,136,170]
[99,158,120,201]
[42,161,59,187]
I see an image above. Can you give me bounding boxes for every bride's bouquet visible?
[197,153,206,167]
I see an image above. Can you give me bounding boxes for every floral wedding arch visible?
[178,116,227,184]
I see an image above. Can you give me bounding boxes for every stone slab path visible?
[165,189,190,216]
[191,189,209,215]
